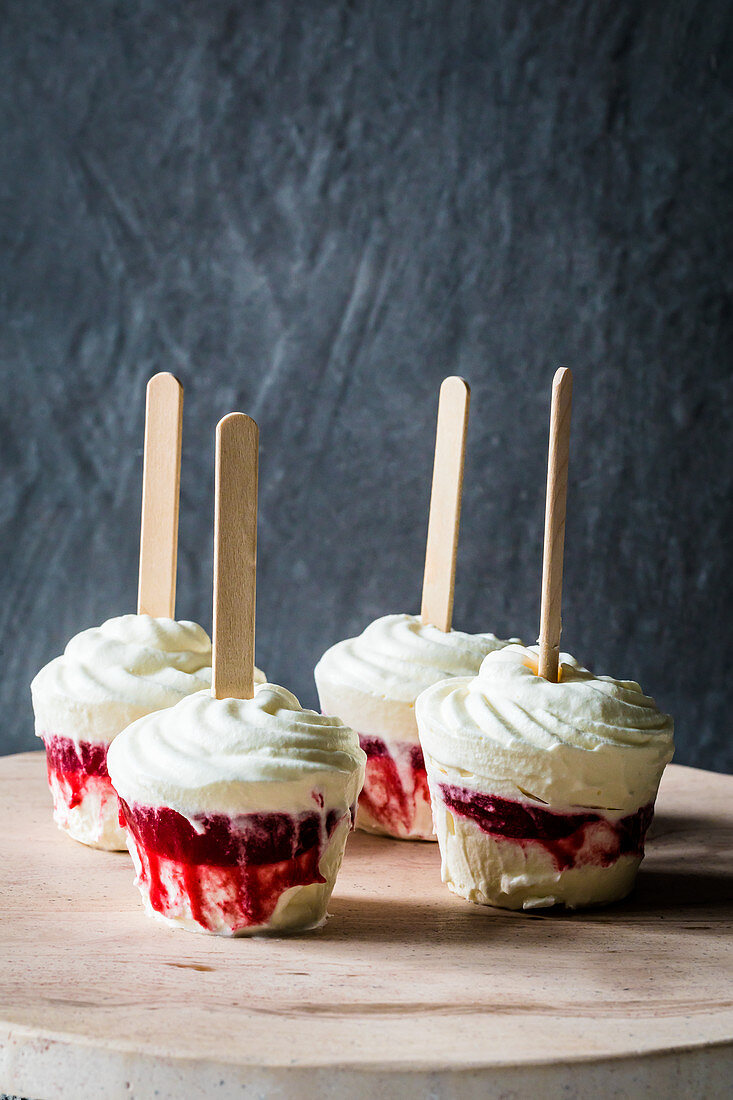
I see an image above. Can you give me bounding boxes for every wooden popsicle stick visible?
[420,376,471,632]
[537,367,573,682]
[137,372,184,619]
[212,412,259,701]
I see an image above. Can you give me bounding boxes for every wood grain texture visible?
[538,368,573,681]
[136,372,184,620]
[0,753,731,1099]
[212,413,258,700]
[420,377,471,632]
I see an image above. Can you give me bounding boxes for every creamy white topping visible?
[315,613,516,742]
[416,643,674,811]
[107,683,366,817]
[32,614,264,744]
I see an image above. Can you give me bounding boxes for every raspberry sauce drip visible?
[358,734,430,835]
[42,735,111,809]
[439,784,654,872]
[120,800,349,932]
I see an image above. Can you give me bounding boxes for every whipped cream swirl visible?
[416,644,674,811]
[107,683,366,817]
[315,613,515,742]
[32,615,226,743]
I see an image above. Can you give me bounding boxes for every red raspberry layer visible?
[439,784,654,872]
[120,800,350,932]
[42,734,113,811]
[358,734,430,836]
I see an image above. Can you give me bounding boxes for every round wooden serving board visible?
[1,752,732,1100]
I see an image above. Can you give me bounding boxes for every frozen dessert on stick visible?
[315,616,508,841]
[31,376,266,851]
[315,378,515,840]
[416,369,674,909]
[417,644,674,910]
[31,374,229,850]
[108,413,365,935]
[31,615,213,851]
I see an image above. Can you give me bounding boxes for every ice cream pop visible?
[108,413,365,935]
[416,370,674,909]
[31,375,263,850]
[315,378,517,840]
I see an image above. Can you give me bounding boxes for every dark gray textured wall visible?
[1,1,732,770]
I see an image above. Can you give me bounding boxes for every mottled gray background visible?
[1,1,731,770]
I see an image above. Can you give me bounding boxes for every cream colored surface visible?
[1,753,732,1099]
[107,683,365,818]
[416,643,674,811]
[315,613,514,742]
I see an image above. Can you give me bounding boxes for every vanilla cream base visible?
[315,679,420,744]
[46,770,127,851]
[430,792,641,911]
